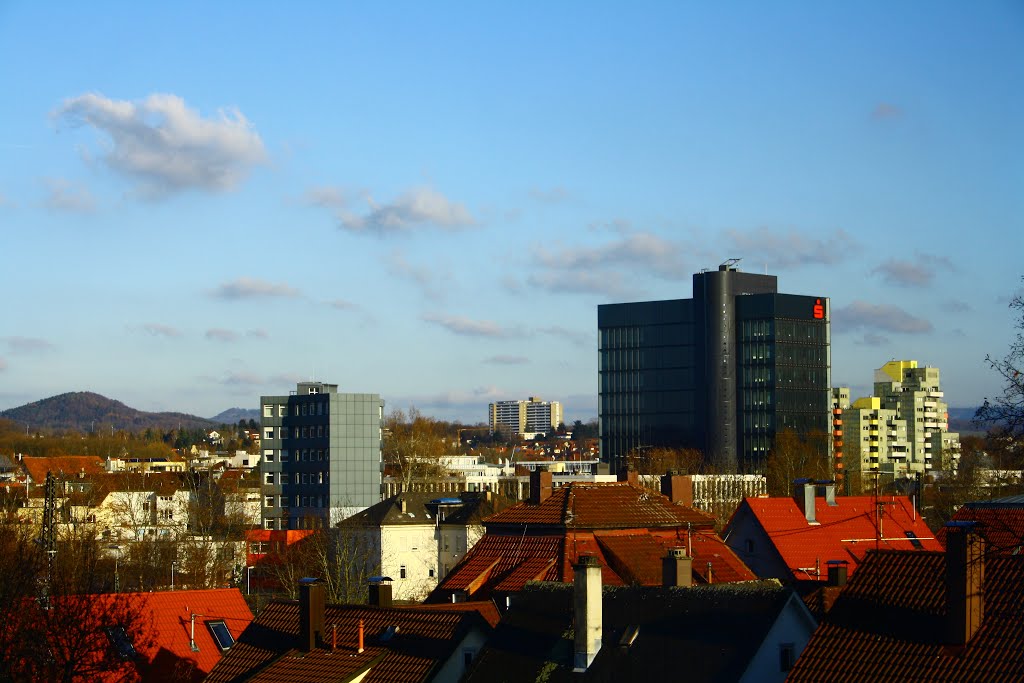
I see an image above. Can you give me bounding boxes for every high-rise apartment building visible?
[598,261,831,473]
[488,397,563,437]
[834,360,960,484]
[873,360,959,472]
[260,382,384,529]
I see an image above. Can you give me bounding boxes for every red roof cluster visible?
[428,482,753,602]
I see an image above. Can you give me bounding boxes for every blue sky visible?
[1,2,1021,424]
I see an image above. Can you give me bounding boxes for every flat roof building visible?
[598,261,830,473]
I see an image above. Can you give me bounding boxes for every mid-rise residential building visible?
[487,397,563,437]
[844,396,911,477]
[259,382,384,530]
[598,260,831,473]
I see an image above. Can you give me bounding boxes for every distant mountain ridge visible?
[0,392,224,433]
[210,407,260,424]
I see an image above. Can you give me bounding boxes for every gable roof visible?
[205,600,491,683]
[729,494,941,582]
[485,482,717,529]
[465,580,808,683]
[787,549,1024,682]
[427,526,755,603]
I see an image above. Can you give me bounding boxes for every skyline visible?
[1,3,1021,424]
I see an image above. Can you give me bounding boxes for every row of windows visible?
[265,471,328,485]
[600,346,695,372]
[265,494,332,509]
[601,391,698,415]
[263,401,330,418]
[263,449,328,463]
[263,425,330,440]
[600,323,695,350]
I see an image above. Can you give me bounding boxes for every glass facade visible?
[598,269,830,474]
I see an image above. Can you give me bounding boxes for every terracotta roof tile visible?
[734,495,941,582]
[485,482,716,529]
[206,601,489,683]
[788,549,1024,682]
[939,504,1024,556]
[21,455,105,483]
[49,588,253,682]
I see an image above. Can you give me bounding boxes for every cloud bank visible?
[211,277,300,300]
[833,301,933,334]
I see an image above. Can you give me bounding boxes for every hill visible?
[0,392,217,434]
[209,407,260,424]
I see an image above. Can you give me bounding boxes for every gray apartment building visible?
[259,382,384,529]
[598,261,831,474]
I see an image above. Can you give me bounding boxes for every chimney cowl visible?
[573,554,603,672]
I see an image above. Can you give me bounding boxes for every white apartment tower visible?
[488,397,563,437]
[872,361,959,472]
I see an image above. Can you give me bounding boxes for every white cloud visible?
[872,102,903,119]
[328,298,359,311]
[211,277,300,300]
[142,323,181,338]
[246,329,269,339]
[527,269,633,298]
[335,186,475,235]
[422,313,514,338]
[724,227,857,268]
[42,177,95,213]
[833,301,933,334]
[872,253,953,288]
[386,250,448,300]
[537,325,593,347]
[3,336,55,354]
[529,186,571,204]
[55,92,266,198]
[206,328,239,342]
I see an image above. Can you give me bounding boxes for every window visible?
[264,450,275,462]
[429,568,435,578]
[263,405,273,417]
[265,496,274,508]
[264,518,275,529]
[400,565,407,579]
[278,405,287,417]
[744,539,754,553]
[280,450,289,462]
[779,643,795,672]
[105,626,138,660]
[207,621,235,650]
[265,473,275,485]
[263,428,275,440]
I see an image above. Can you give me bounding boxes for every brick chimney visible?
[662,547,693,587]
[529,468,552,505]
[617,466,638,486]
[573,555,603,672]
[368,577,393,608]
[793,478,817,524]
[660,471,693,505]
[298,577,325,652]
[945,522,984,645]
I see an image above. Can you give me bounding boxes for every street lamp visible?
[171,561,177,591]
[246,566,254,595]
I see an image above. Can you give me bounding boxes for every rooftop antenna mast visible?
[720,258,742,271]
[38,471,58,608]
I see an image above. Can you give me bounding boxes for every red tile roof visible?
[429,526,754,602]
[21,455,105,484]
[206,600,490,683]
[788,549,1024,682]
[485,482,717,529]
[731,495,941,582]
[938,503,1024,556]
[31,589,252,682]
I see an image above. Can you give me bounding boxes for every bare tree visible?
[383,407,451,492]
[764,429,832,496]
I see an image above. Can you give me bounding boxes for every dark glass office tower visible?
[598,263,830,473]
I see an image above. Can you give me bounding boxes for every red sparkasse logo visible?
[813,299,824,319]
